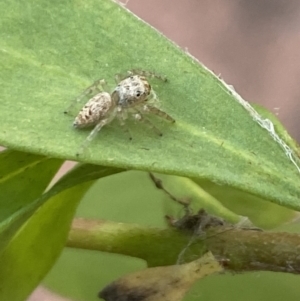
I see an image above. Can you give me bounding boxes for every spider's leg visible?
[114,71,136,84]
[129,69,167,82]
[64,79,108,115]
[114,72,128,84]
[116,110,132,140]
[143,105,175,123]
[133,110,163,136]
[75,118,110,156]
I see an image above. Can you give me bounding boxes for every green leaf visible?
[151,173,295,228]
[150,173,241,223]
[0,163,123,301]
[0,183,90,301]
[0,0,299,213]
[0,150,62,222]
[0,150,63,248]
[195,178,295,228]
[253,103,300,156]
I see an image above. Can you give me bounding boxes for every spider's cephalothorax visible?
[65,70,175,156]
[112,75,151,107]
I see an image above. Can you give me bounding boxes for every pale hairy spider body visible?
[73,92,113,128]
[113,74,151,107]
[65,70,175,155]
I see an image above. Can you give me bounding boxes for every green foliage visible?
[1,0,299,210]
[0,151,122,300]
[45,172,300,301]
[0,0,300,300]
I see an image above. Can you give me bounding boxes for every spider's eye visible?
[136,90,141,97]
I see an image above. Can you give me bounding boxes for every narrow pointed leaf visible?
[0,150,63,248]
[0,163,123,301]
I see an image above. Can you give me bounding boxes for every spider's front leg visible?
[75,116,112,156]
[114,69,167,84]
[64,79,108,115]
[129,69,167,82]
[116,109,133,140]
[142,104,175,123]
[133,110,163,136]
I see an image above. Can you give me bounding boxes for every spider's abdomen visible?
[73,92,112,128]
[112,75,151,107]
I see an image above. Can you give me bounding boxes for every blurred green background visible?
[43,170,300,301]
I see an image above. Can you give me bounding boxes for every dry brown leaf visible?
[99,252,223,301]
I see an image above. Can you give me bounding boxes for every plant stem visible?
[67,218,300,273]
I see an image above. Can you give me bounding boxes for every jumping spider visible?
[65,70,175,155]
